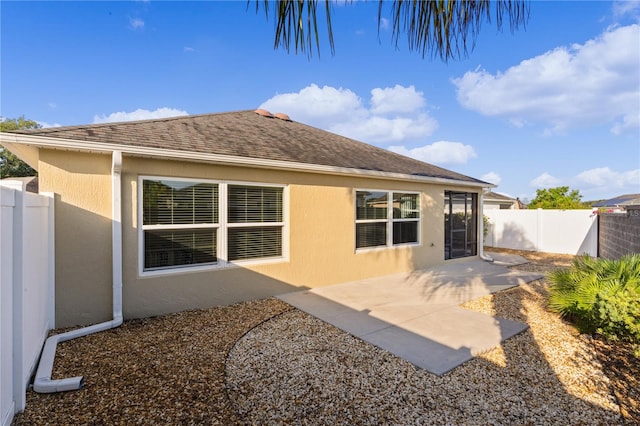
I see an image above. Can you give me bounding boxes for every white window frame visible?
[355,189,421,251]
[138,176,288,277]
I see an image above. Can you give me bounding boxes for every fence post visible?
[0,186,16,426]
[9,183,26,413]
[44,192,55,329]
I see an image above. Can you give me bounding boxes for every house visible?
[592,193,640,212]
[0,110,493,327]
[483,190,523,210]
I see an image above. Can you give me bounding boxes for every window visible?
[143,180,219,270]
[227,185,283,261]
[355,190,420,249]
[141,178,285,273]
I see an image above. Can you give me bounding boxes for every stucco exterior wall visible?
[38,150,113,327]
[41,151,481,326]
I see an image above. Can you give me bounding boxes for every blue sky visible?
[1,1,639,202]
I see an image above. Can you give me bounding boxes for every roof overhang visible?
[0,132,494,189]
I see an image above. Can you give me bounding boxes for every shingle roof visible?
[592,194,640,207]
[484,191,516,202]
[8,110,487,185]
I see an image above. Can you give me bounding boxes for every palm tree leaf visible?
[256,0,335,58]
[256,0,529,60]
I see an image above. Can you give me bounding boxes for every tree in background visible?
[527,186,588,209]
[0,116,40,178]
[255,0,529,59]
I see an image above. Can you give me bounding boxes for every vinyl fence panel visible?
[485,209,597,256]
[0,181,54,426]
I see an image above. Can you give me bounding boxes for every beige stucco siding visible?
[38,150,113,327]
[43,152,480,326]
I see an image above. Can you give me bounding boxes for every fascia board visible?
[0,133,494,189]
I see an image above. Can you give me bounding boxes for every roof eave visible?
[0,133,493,189]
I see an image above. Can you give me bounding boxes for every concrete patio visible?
[278,253,543,375]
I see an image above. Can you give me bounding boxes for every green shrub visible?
[548,254,640,343]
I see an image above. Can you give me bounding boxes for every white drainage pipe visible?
[479,189,494,263]
[34,151,123,393]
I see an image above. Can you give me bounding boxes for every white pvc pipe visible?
[33,151,123,393]
[479,189,494,263]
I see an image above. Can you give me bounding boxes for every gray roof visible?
[484,191,516,202]
[8,110,487,185]
[592,194,640,207]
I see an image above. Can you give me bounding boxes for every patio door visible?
[444,191,478,260]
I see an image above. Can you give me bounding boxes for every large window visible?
[355,190,420,249]
[141,178,285,273]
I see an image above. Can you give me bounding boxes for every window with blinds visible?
[392,192,419,245]
[355,190,420,249]
[227,185,284,261]
[141,178,285,273]
[143,180,219,270]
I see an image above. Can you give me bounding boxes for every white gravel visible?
[226,279,622,425]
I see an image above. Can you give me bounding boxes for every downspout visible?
[33,151,124,393]
[479,188,494,263]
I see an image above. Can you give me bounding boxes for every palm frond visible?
[256,0,335,58]
[255,0,529,60]
[382,0,529,60]
[548,254,640,340]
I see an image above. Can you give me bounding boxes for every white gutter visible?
[0,133,494,190]
[479,188,494,263]
[33,151,124,393]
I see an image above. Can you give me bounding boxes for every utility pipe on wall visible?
[33,151,124,393]
[479,189,494,263]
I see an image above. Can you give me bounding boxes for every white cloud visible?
[47,102,58,110]
[613,0,640,18]
[93,107,188,124]
[260,83,437,144]
[370,85,425,115]
[388,141,476,165]
[261,84,364,125]
[37,121,61,128]
[527,167,640,199]
[480,171,502,185]
[129,18,144,30]
[611,111,640,135]
[453,24,640,135]
[380,17,390,31]
[575,166,640,189]
[530,172,561,188]
[332,114,437,144]
[184,47,195,53]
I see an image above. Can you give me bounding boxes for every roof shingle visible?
[10,110,487,185]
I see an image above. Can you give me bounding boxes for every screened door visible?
[444,191,478,260]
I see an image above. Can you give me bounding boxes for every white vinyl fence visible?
[484,209,598,256]
[0,181,54,426]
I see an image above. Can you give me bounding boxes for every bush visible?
[548,254,640,344]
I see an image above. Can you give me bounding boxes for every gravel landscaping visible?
[13,249,639,425]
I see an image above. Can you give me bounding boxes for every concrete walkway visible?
[278,253,543,375]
